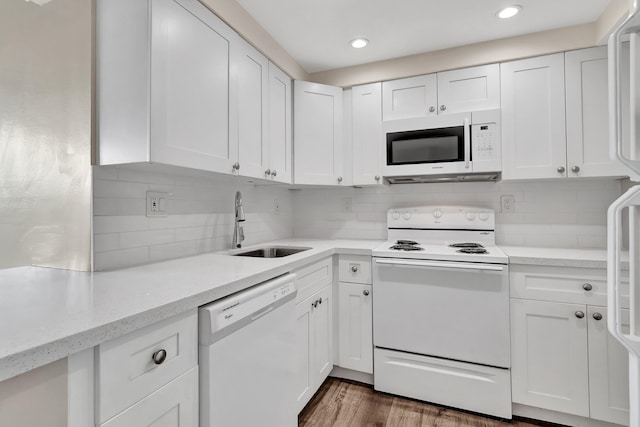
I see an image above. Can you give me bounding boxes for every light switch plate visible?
[146,191,169,217]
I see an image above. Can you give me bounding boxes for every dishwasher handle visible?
[199,273,297,345]
[374,258,505,272]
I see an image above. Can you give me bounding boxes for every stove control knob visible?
[433,209,443,219]
[479,212,490,221]
[466,212,476,221]
[403,212,412,220]
[392,211,400,220]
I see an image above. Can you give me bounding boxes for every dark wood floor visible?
[299,378,557,427]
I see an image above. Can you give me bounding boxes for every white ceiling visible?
[235,0,610,73]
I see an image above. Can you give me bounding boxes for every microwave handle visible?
[464,118,471,169]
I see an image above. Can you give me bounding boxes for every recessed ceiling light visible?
[497,5,522,19]
[350,38,369,49]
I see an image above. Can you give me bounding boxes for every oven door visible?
[382,113,471,177]
[373,257,510,368]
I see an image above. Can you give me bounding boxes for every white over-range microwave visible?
[382,109,501,183]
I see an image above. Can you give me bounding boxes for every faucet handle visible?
[239,226,245,242]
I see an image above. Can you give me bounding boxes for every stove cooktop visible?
[374,240,508,264]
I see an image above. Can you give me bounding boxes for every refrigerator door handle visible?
[609,3,640,181]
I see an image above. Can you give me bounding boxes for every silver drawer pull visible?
[351,265,359,273]
[363,290,370,296]
[593,312,603,321]
[582,283,593,291]
[575,311,585,319]
[152,349,167,365]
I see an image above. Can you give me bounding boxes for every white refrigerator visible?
[608,1,640,425]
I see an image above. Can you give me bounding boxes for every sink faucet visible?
[233,191,245,248]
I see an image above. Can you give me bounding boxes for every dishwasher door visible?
[199,273,297,427]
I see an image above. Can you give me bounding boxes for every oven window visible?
[387,126,465,165]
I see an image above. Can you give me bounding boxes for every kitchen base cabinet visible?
[295,285,333,413]
[337,282,373,373]
[511,299,590,417]
[101,367,198,427]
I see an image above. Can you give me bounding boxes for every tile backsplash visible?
[291,178,623,249]
[93,166,623,270]
[92,165,294,271]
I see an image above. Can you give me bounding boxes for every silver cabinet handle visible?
[440,105,446,111]
[582,283,593,291]
[375,175,381,181]
[265,169,271,176]
[429,106,435,113]
[232,162,240,170]
[152,349,167,365]
[351,265,359,273]
[572,165,580,173]
[337,176,343,183]
[363,290,370,296]
[593,312,603,321]
[557,166,566,174]
[575,311,585,319]
[271,170,277,177]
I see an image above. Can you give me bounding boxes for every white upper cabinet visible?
[235,38,269,180]
[436,64,500,114]
[352,83,383,186]
[565,46,626,178]
[382,64,499,121]
[382,74,437,121]
[501,53,567,180]
[267,62,293,183]
[294,81,345,185]
[97,0,239,172]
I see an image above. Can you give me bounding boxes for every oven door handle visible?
[463,117,471,169]
[374,258,505,272]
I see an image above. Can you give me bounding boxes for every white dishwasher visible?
[199,273,297,427]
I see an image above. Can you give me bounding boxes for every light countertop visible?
[0,239,382,382]
[0,239,626,382]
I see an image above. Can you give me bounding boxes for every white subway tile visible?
[119,229,175,249]
[149,241,197,262]
[94,247,149,271]
[93,198,118,216]
[94,233,118,252]
[94,216,148,233]
[118,198,147,216]
[94,179,148,198]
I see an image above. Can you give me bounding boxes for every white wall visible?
[292,179,623,249]
[0,0,92,271]
[93,166,295,271]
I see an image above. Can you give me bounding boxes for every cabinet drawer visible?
[510,265,629,308]
[101,366,198,427]
[97,309,198,423]
[293,257,332,304]
[338,255,371,284]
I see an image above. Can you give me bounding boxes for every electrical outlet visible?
[274,199,280,215]
[342,198,352,213]
[501,195,515,213]
[146,191,169,217]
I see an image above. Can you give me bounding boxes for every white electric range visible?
[372,205,512,419]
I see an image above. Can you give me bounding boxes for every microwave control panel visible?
[471,123,497,161]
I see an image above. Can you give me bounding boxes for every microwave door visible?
[608,5,640,427]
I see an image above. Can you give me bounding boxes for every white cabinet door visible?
[588,306,630,426]
[101,367,198,427]
[295,296,313,413]
[338,282,373,373]
[294,81,344,185]
[312,285,333,387]
[352,83,383,186]
[510,299,589,417]
[501,54,567,180]
[382,74,437,121]
[437,64,500,114]
[267,62,292,183]
[150,0,238,174]
[566,47,625,178]
[235,38,268,179]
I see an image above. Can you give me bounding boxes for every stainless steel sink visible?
[232,246,311,258]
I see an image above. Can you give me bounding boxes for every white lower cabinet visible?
[295,285,333,413]
[510,266,630,425]
[511,299,590,417]
[337,282,373,373]
[101,367,198,427]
